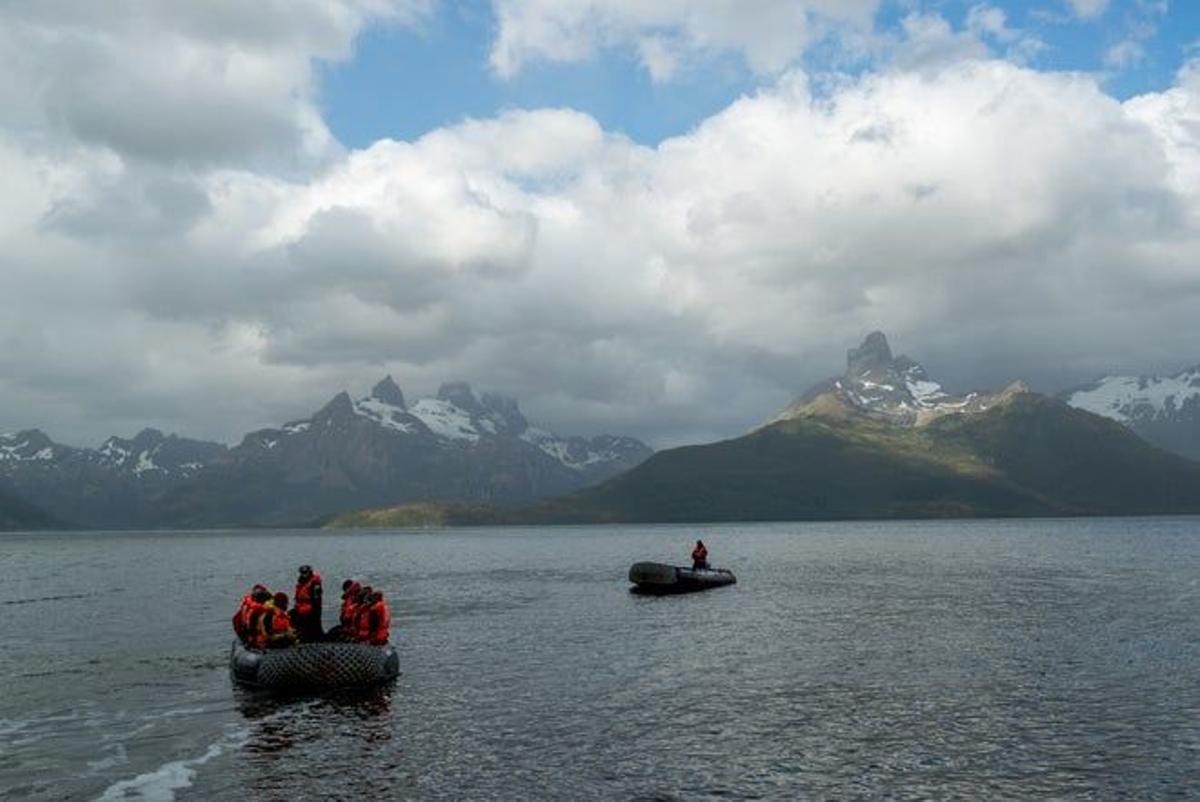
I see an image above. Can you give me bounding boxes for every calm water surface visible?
[1,518,1198,800]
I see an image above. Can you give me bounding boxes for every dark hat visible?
[273,592,289,609]
[298,564,312,574]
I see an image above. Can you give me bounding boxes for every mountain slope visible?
[0,485,63,530]
[0,376,652,528]
[328,335,1200,527]
[525,393,1200,523]
[1063,368,1200,461]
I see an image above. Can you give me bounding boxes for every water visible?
[1,518,1198,800]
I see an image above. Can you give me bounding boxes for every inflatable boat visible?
[229,640,399,691]
[628,562,737,595]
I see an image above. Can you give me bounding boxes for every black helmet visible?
[298,564,312,575]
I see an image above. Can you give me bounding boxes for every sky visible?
[0,0,1198,449]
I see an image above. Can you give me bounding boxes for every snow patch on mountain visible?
[1067,370,1200,423]
[354,397,416,434]
[771,332,1023,428]
[407,398,481,442]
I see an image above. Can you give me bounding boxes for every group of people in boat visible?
[232,564,392,650]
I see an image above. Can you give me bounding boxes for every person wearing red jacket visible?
[234,585,271,648]
[691,540,709,570]
[291,565,323,642]
[355,590,391,646]
[340,580,361,628]
[261,592,298,649]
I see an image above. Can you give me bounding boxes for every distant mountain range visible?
[329,333,1200,527]
[0,377,652,529]
[1062,368,1200,461]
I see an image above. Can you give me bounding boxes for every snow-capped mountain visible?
[0,376,652,528]
[769,331,1026,428]
[1063,367,1200,461]
[236,376,650,475]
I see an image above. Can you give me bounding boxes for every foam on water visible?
[95,725,246,802]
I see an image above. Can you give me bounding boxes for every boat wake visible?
[95,725,247,802]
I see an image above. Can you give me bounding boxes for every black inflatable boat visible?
[230,640,399,691]
[628,561,737,595]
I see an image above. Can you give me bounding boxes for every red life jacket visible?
[692,544,708,562]
[340,597,358,628]
[354,604,373,641]
[295,572,322,616]
[233,593,252,639]
[260,605,295,647]
[244,600,269,649]
[365,600,391,645]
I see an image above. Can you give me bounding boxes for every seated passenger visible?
[261,592,298,649]
[355,590,392,646]
[340,580,362,628]
[232,583,267,643]
[691,539,709,570]
[236,586,272,648]
[325,580,362,641]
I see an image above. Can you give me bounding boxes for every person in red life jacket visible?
[238,586,273,649]
[691,539,709,570]
[324,579,362,641]
[232,583,268,644]
[356,590,391,646]
[340,580,361,628]
[351,585,373,641]
[291,564,323,642]
[261,592,298,649]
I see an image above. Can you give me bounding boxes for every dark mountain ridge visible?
[329,334,1200,527]
[0,378,652,528]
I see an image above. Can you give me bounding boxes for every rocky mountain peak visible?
[846,331,894,377]
[769,332,1030,430]
[481,392,528,432]
[314,391,355,421]
[438,382,482,414]
[131,428,166,447]
[370,375,406,409]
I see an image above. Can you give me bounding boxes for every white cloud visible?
[489,0,881,80]
[0,0,430,168]
[2,6,1200,449]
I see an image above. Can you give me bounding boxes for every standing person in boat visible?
[291,564,324,642]
[261,592,298,649]
[691,540,709,570]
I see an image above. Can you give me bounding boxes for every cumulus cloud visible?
[0,0,430,167]
[489,0,880,80]
[1,5,1199,450]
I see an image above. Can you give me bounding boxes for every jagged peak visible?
[481,392,528,431]
[438,382,482,414]
[8,428,53,446]
[846,331,894,376]
[314,390,354,419]
[370,375,406,409]
[132,427,166,444]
